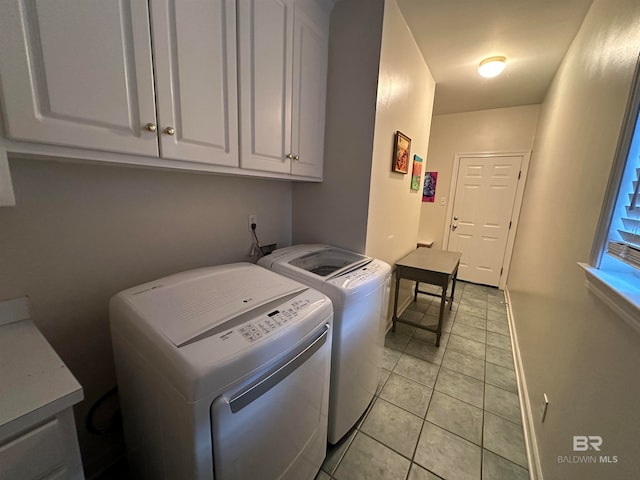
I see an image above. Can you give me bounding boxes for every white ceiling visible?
[396,0,594,115]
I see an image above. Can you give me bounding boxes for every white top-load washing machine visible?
[110,263,333,480]
[259,245,390,443]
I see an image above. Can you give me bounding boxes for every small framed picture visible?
[423,171,438,202]
[411,155,423,190]
[392,131,411,174]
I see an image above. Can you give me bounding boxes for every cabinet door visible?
[150,0,239,167]
[0,1,158,156]
[238,0,293,174]
[290,2,329,179]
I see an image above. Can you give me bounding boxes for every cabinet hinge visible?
[500,267,504,276]
[518,170,522,180]
[509,221,512,230]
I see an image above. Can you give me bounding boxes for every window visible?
[606,98,640,268]
[583,54,640,330]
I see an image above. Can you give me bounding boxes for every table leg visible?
[436,282,447,347]
[449,268,459,311]
[392,273,401,332]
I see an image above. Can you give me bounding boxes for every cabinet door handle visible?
[144,123,157,132]
[286,153,293,159]
[164,126,175,136]
[294,155,299,161]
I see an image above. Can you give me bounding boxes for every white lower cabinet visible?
[0,410,83,480]
[238,0,329,179]
[0,318,84,480]
[0,0,329,180]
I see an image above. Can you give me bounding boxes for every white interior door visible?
[447,155,522,286]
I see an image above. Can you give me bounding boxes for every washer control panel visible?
[238,299,311,343]
[333,260,385,287]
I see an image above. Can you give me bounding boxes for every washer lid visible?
[121,264,306,347]
[288,247,371,279]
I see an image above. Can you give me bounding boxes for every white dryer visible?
[259,245,390,443]
[110,263,333,480]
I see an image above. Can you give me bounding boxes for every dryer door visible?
[210,323,331,480]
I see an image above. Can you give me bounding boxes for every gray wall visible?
[507,0,640,478]
[292,0,384,252]
[0,158,292,476]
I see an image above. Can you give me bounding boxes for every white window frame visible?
[581,54,640,332]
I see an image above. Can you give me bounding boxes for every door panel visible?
[238,0,293,173]
[151,0,239,166]
[448,165,481,272]
[290,4,328,179]
[448,156,522,286]
[0,0,158,155]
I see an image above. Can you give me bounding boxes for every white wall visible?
[419,105,539,249]
[0,158,292,476]
[507,1,640,478]
[365,0,435,266]
[292,0,385,252]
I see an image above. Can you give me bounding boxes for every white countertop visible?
[0,318,83,440]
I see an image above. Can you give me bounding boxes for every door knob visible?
[144,122,157,132]
[286,153,293,159]
[453,216,458,221]
[164,126,175,136]
[452,225,458,230]
[293,155,299,161]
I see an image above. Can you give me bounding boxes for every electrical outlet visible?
[248,214,257,232]
[540,393,549,422]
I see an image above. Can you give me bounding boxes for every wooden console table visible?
[391,248,462,347]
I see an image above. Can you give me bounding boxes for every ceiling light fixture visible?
[478,56,507,78]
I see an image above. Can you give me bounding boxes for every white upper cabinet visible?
[0,1,159,156]
[0,0,238,167]
[238,0,329,179]
[0,0,329,179]
[150,0,238,166]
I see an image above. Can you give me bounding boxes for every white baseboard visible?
[504,287,543,480]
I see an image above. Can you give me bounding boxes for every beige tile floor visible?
[317,281,529,480]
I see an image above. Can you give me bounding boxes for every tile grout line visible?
[480,298,489,480]
[401,284,458,478]
[407,288,450,480]
[415,283,479,478]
